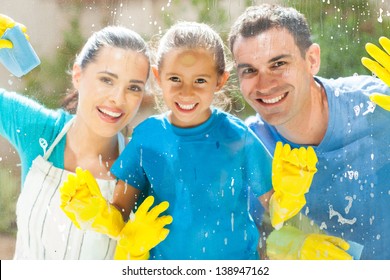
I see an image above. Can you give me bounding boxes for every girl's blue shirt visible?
[111,108,273,260]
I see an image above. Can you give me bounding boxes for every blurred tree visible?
[22,3,85,109]
[284,0,390,78]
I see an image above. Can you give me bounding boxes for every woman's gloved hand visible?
[59,167,125,238]
[0,14,28,49]
[270,142,318,229]
[114,196,173,260]
[362,36,390,110]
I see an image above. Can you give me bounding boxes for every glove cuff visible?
[91,203,125,238]
[266,225,307,259]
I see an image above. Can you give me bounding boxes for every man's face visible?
[232,28,318,127]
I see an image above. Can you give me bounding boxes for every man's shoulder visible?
[318,75,388,92]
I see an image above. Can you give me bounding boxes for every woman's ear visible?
[216,71,230,91]
[72,63,82,89]
[306,43,321,75]
[151,65,161,86]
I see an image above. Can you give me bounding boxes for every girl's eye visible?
[195,78,207,84]
[169,76,180,82]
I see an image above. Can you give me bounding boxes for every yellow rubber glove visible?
[270,142,318,229]
[361,36,390,110]
[0,14,29,49]
[266,225,352,260]
[114,196,173,260]
[59,167,125,238]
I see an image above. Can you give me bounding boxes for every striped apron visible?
[14,119,125,259]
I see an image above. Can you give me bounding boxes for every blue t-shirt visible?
[247,75,390,260]
[111,108,272,260]
[0,89,72,184]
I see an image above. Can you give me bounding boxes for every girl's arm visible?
[112,180,141,221]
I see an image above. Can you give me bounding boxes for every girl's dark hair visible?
[63,26,150,113]
[155,21,227,76]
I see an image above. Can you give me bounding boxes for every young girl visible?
[110,21,274,260]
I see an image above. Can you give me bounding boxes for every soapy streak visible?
[329,205,357,225]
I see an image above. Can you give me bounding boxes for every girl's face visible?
[73,46,149,138]
[153,48,229,128]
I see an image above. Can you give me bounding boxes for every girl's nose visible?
[180,84,193,97]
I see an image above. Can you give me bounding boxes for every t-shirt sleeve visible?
[110,128,148,190]
[244,128,273,197]
[0,88,70,182]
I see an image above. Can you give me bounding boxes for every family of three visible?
[1,3,389,260]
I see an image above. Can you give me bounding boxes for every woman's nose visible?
[109,87,126,104]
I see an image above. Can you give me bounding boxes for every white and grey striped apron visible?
[14,118,125,259]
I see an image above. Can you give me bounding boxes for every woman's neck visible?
[64,118,120,179]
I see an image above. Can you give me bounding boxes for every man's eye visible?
[241,68,256,75]
[273,61,286,68]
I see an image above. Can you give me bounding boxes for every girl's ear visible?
[151,65,161,86]
[216,71,230,91]
[72,63,82,89]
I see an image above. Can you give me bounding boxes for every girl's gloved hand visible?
[114,196,173,260]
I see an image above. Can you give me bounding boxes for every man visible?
[228,4,390,260]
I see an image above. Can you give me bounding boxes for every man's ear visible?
[151,65,161,86]
[72,63,82,89]
[216,71,230,91]
[306,43,321,75]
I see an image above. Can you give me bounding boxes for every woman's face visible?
[73,46,149,138]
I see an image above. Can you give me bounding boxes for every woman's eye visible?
[100,77,113,84]
[128,85,142,92]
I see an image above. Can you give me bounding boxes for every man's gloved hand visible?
[114,196,173,260]
[266,225,353,260]
[362,36,390,110]
[0,14,28,49]
[270,142,318,229]
[59,167,125,238]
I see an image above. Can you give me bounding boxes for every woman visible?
[0,14,150,259]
